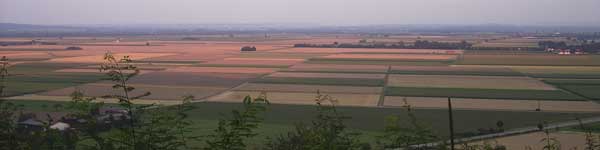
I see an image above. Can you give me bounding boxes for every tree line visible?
[538,41,600,53]
[294,40,472,50]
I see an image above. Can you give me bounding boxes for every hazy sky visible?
[1,0,599,26]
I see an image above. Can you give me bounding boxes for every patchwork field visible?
[4,34,600,147]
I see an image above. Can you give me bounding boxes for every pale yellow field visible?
[509,66,600,75]
[234,52,325,59]
[267,72,385,79]
[48,52,176,63]
[203,57,305,66]
[322,54,457,61]
[6,95,184,105]
[453,65,600,75]
[288,64,388,72]
[468,131,589,150]
[54,68,156,75]
[0,52,52,59]
[384,96,600,112]
[387,74,556,90]
[166,66,277,74]
[206,91,379,107]
[233,83,382,94]
[41,83,229,100]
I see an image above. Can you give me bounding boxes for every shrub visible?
[241,46,257,51]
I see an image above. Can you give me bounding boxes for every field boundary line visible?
[194,72,275,102]
[377,65,391,107]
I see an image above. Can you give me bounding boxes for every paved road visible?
[401,116,600,149]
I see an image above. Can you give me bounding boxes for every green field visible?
[251,77,384,87]
[509,66,600,79]
[9,100,598,146]
[557,85,600,100]
[458,55,600,66]
[543,79,600,100]
[385,87,583,101]
[389,70,523,76]
[3,62,104,96]
[543,79,600,85]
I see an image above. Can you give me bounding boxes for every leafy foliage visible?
[376,97,438,149]
[265,91,365,150]
[204,92,270,150]
[540,123,561,150]
[460,140,506,150]
[99,52,151,149]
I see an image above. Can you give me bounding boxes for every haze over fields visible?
[1,0,600,26]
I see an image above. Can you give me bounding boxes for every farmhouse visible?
[17,118,45,132]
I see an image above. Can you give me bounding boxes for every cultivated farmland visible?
[387,74,556,90]
[458,54,600,66]
[3,33,600,148]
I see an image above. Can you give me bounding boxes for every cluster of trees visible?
[240,46,257,51]
[65,47,83,50]
[538,41,600,53]
[1,53,600,150]
[538,41,568,49]
[181,37,201,41]
[0,40,58,46]
[467,47,542,51]
[294,40,472,50]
